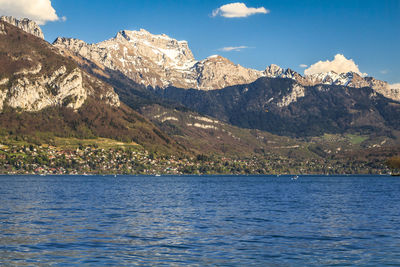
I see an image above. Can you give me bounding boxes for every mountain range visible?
[52,27,399,101]
[0,16,399,171]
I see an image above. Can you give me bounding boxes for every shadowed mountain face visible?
[140,104,308,157]
[157,77,400,137]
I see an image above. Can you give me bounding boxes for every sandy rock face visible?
[0,16,44,39]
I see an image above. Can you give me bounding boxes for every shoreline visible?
[0,173,394,177]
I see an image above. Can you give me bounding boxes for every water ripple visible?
[0,175,400,265]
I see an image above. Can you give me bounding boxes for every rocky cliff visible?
[2,65,87,111]
[0,19,120,112]
[0,16,44,39]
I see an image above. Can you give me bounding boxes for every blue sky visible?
[3,0,399,84]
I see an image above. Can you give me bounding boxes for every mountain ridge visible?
[53,27,400,101]
[0,16,44,39]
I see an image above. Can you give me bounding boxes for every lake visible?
[0,175,399,265]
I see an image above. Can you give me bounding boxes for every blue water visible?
[0,175,400,266]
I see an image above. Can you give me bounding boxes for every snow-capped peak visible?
[109,28,197,70]
[263,65,302,80]
[264,64,284,77]
[305,71,362,87]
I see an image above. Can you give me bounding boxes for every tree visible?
[387,157,400,170]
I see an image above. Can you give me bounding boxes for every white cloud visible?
[380,70,389,74]
[305,54,366,76]
[0,0,61,25]
[389,83,400,89]
[212,2,269,18]
[299,64,308,68]
[218,46,250,52]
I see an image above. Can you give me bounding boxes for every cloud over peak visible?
[305,54,366,76]
[218,46,250,52]
[212,2,269,18]
[0,0,62,25]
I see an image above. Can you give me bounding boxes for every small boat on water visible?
[291,175,299,180]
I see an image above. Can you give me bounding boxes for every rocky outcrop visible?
[0,90,7,111]
[193,55,263,90]
[3,65,87,111]
[0,63,120,112]
[0,23,6,35]
[0,19,121,112]
[53,29,264,90]
[264,64,284,77]
[0,16,44,39]
[82,72,120,107]
[276,84,305,108]
[364,77,400,101]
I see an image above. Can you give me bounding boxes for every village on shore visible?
[0,142,393,175]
